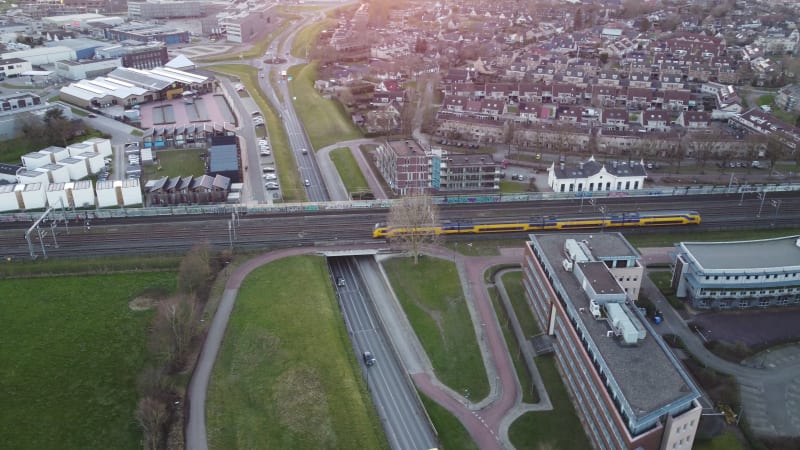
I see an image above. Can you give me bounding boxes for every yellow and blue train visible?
[373,210,701,238]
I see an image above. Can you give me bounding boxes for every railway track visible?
[0,193,798,260]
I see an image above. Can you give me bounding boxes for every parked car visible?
[265,182,279,189]
[87,113,97,118]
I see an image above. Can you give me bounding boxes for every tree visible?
[153,294,198,368]
[573,8,583,30]
[764,134,786,175]
[177,241,211,295]
[136,397,167,450]
[386,193,441,264]
[414,37,428,54]
[639,17,650,33]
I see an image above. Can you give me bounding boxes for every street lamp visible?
[739,185,749,206]
[757,192,767,218]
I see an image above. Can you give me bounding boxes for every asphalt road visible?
[329,255,438,450]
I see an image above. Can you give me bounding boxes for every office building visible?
[524,232,702,450]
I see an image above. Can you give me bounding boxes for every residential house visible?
[776,84,800,114]
[547,156,647,193]
[641,110,671,132]
[664,90,692,112]
[628,70,652,88]
[676,111,711,130]
[602,108,629,130]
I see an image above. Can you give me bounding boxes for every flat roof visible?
[531,233,697,422]
[682,236,800,270]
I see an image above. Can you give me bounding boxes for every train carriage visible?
[373,210,700,238]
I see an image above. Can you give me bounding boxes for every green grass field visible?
[508,355,591,449]
[288,63,362,149]
[206,255,386,449]
[290,18,337,58]
[330,147,370,196]
[624,228,799,248]
[419,393,478,450]
[693,429,746,450]
[208,64,304,201]
[0,272,175,450]
[383,256,489,401]
[502,271,541,338]
[143,148,206,181]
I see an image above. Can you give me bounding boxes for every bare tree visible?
[136,397,167,450]
[177,241,211,295]
[154,294,199,368]
[686,133,721,174]
[386,193,441,264]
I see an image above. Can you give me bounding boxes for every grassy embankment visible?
[0,272,176,450]
[383,256,490,401]
[206,255,387,449]
[330,147,370,197]
[288,62,363,150]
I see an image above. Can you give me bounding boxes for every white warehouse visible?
[0,184,19,212]
[60,157,89,180]
[16,168,49,187]
[2,46,76,65]
[85,138,112,157]
[38,163,70,184]
[21,151,52,170]
[46,183,70,209]
[69,180,96,208]
[96,179,143,207]
[19,183,46,210]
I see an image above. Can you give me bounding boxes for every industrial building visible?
[208,135,241,183]
[217,4,276,43]
[0,57,33,77]
[104,22,189,45]
[96,43,169,70]
[54,58,121,81]
[128,1,207,19]
[45,37,108,60]
[1,46,76,66]
[523,233,702,450]
[672,236,800,309]
[59,66,212,108]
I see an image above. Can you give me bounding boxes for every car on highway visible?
[362,351,376,366]
[337,277,345,287]
[304,179,311,186]
[301,148,308,154]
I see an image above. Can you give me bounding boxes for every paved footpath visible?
[410,246,528,450]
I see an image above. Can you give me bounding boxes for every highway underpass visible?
[327,252,439,450]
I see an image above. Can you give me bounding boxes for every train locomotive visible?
[373,210,701,238]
